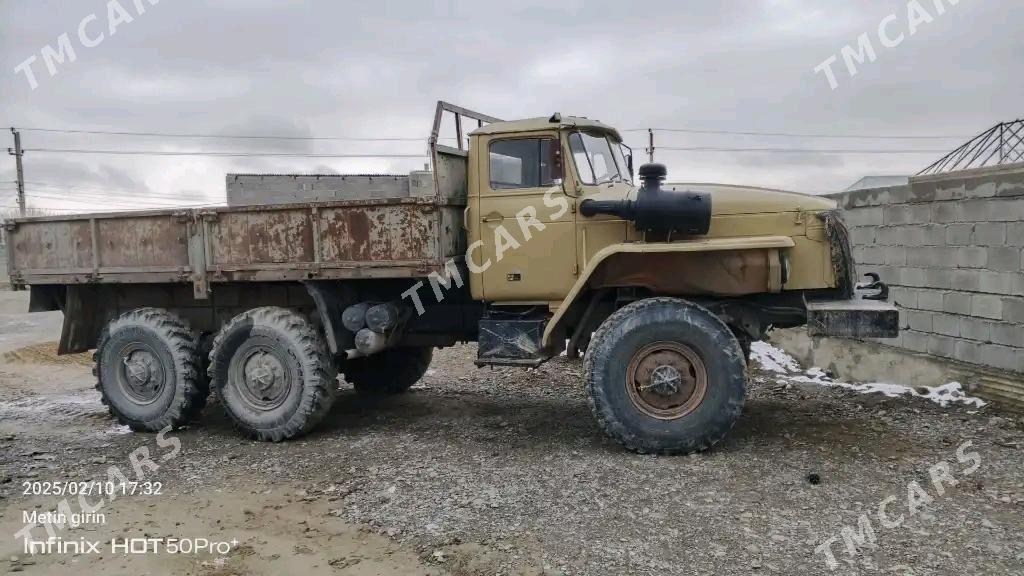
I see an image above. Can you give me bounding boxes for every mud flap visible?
[476,317,546,367]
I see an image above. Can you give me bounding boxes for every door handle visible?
[482,213,504,223]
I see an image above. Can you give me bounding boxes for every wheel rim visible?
[229,343,293,410]
[116,343,167,405]
[626,341,708,420]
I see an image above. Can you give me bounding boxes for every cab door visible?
[475,132,577,302]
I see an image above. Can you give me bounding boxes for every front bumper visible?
[806,298,899,339]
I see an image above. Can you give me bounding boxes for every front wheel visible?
[584,297,746,455]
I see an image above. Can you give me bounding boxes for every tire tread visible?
[208,306,337,442]
[94,307,205,432]
[584,297,746,455]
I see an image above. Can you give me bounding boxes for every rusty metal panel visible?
[207,209,314,266]
[434,151,469,203]
[439,206,465,258]
[316,204,436,264]
[96,215,189,268]
[589,250,780,297]
[8,195,460,287]
[9,219,94,272]
[318,207,364,262]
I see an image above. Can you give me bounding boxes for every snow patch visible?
[749,341,801,373]
[103,424,134,436]
[752,342,986,408]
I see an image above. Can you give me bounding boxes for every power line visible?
[14,126,462,142]
[22,192,221,207]
[12,200,226,213]
[620,127,968,140]
[627,146,946,154]
[13,126,442,142]
[24,181,212,202]
[15,124,966,141]
[23,148,429,158]
[25,146,947,157]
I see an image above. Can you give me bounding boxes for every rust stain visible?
[10,200,441,280]
[591,250,773,297]
[347,210,372,261]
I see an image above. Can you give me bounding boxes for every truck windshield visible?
[569,131,624,185]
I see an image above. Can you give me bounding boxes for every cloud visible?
[0,0,1021,201]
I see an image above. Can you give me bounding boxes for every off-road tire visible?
[193,331,215,412]
[584,297,746,455]
[731,330,752,365]
[94,308,205,432]
[208,307,337,442]
[343,347,433,395]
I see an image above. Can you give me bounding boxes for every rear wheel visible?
[584,297,746,455]
[208,307,337,441]
[94,308,205,431]
[342,347,433,395]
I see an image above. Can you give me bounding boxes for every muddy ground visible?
[0,289,1021,575]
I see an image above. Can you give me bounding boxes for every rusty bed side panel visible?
[97,216,190,268]
[208,209,315,266]
[9,219,95,271]
[8,199,453,287]
[205,204,439,267]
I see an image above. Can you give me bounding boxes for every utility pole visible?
[647,128,655,163]
[8,128,25,216]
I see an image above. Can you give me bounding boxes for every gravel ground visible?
[0,290,1021,575]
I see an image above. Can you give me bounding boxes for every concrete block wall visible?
[226,174,412,206]
[829,162,1024,380]
[0,243,7,285]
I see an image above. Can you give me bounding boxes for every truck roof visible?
[470,116,621,140]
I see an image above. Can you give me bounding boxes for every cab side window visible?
[489,138,555,189]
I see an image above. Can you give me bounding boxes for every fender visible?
[541,235,796,348]
[303,280,357,354]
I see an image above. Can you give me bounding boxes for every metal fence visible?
[919,119,1024,175]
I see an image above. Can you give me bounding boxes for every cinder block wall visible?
[828,162,1024,378]
[226,174,417,206]
[0,243,7,285]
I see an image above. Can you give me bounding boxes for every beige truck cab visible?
[7,101,897,454]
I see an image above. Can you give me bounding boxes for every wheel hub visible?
[239,350,289,408]
[119,348,165,404]
[645,364,683,396]
[626,342,708,420]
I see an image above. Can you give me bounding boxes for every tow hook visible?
[856,272,889,301]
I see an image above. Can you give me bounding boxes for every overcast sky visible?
[1,0,1021,212]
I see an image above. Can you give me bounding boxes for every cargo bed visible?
[4,197,464,298]
[4,102,494,299]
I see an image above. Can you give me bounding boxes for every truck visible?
[4,102,898,454]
